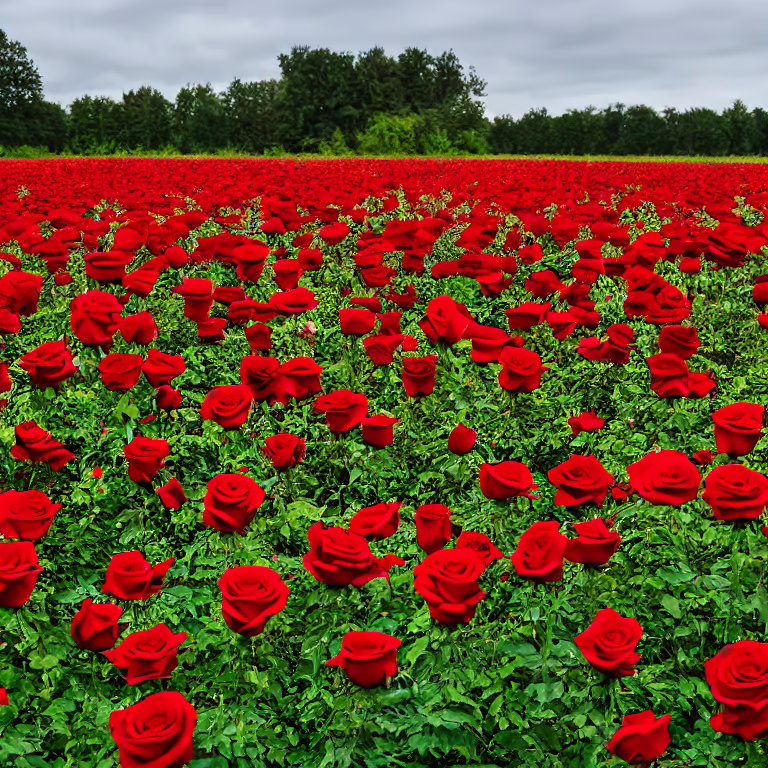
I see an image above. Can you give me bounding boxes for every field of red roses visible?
[1,157,768,767]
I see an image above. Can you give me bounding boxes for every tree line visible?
[2,28,768,157]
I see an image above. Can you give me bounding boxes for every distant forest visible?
[2,28,768,157]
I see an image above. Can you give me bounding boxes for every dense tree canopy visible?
[3,28,768,157]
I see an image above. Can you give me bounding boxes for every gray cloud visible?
[2,0,766,117]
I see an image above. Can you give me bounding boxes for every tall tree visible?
[356,47,404,121]
[276,46,362,151]
[172,83,226,153]
[0,28,44,146]
[221,78,280,154]
[723,99,756,155]
[118,86,173,150]
[67,95,121,153]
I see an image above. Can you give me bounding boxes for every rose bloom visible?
[0,488,61,540]
[348,502,401,540]
[263,433,306,472]
[71,598,123,652]
[414,504,452,554]
[575,607,643,677]
[606,711,672,765]
[413,548,486,624]
[326,631,401,688]
[109,692,197,768]
[218,565,289,636]
[104,623,187,685]
[510,521,567,583]
[200,384,253,430]
[203,473,265,534]
[627,450,700,506]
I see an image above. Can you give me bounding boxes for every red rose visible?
[0,308,21,335]
[525,269,563,298]
[297,247,323,271]
[547,454,614,507]
[414,504,452,554]
[326,631,401,688]
[319,221,350,245]
[303,521,398,587]
[156,385,182,411]
[349,502,401,540]
[278,356,323,402]
[110,691,196,768]
[241,355,285,403]
[518,243,543,264]
[118,312,158,345]
[315,390,368,433]
[142,348,185,387]
[470,327,512,363]
[713,402,765,457]
[362,414,399,448]
[0,270,43,316]
[505,302,550,330]
[0,489,61,540]
[218,565,289,636]
[203,473,265,534]
[102,551,174,601]
[18,339,77,390]
[70,290,122,348]
[647,353,689,397]
[448,423,476,455]
[687,370,716,399]
[706,641,768,741]
[480,461,537,500]
[10,420,74,470]
[0,541,43,607]
[564,518,620,565]
[568,411,605,435]
[84,249,134,282]
[197,316,227,341]
[157,478,187,510]
[340,308,376,335]
[377,311,401,334]
[97,353,144,392]
[627,450,700,506]
[233,241,269,282]
[702,464,768,520]
[413,548,486,624]
[455,531,504,565]
[658,325,700,359]
[104,624,186,685]
[419,295,471,345]
[172,277,213,321]
[123,436,169,483]
[0,361,11,392]
[71,598,123,652]
[268,286,319,315]
[692,449,715,465]
[575,608,642,677]
[402,335,418,351]
[402,355,438,397]
[510,521,567,583]
[200,384,253,429]
[263,433,306,472]
[363,334,404,365]
[245,322,272,352]
[498,346,548,393]
[606,711,672,765]
[273,259,303,291]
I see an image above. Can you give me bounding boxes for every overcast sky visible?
[2,0,766,117]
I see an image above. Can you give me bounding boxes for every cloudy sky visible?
[2,0,766,117]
